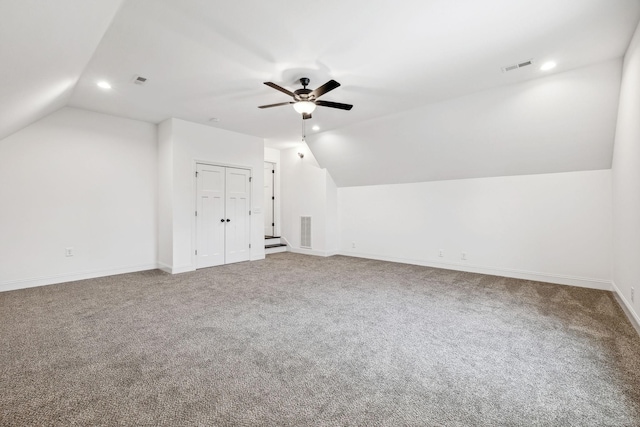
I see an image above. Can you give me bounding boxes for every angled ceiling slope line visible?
[69,0,640,143]
[307,60,622,187]
[0,0,125,141]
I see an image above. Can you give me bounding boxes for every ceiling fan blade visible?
[258,101,294,109]
[310,80,340,99]
[303,113,312,120]
[315,100,353,110]
[264,82,295,97]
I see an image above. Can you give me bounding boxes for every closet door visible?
[196,164,226,268]
[224,167,251,264]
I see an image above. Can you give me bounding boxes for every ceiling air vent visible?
[501,59,533,73]
[132,75,148,85]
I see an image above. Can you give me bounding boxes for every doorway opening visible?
[264,161,275,237]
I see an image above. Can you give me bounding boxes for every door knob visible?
[226,219,231,222]
[220,219,225,222]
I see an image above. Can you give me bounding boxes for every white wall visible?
[157,119,174,269]
[325,173,339,252]
[279,144,338,256]
[612,20,640,323]
[158,118,265,272]
[0,107,158,291]
[339,170,612,289]
[308,60,621,187]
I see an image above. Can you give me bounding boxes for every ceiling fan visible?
[258,77,353,120]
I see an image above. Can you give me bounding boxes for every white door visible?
[196,164,251,268]
[264,162,274,237]
[196,164,225,268]
[224,167,251,264]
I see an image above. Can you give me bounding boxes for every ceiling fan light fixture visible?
[293,101,316,115]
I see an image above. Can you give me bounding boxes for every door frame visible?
[192,160,253,269]
[264,161,278,237]
[263,156,281,238]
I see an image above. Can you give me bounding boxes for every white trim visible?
[290,247,336,257]
[612,281,640,336]
[339,251,612,290]
[0,263,159,293]
[171,265,196,274]
[158,262,195,274]
[273,237,337,257]
[264,160,281,238]
[158,262,173,274]
[264,150,281,238]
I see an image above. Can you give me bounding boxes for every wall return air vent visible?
[501,59,533,73]
[300,216,312,249]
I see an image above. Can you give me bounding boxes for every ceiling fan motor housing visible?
[294,77,313,101]
[294,88,312,101]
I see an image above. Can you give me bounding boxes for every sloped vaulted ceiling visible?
[306,59,623,187]
[2,0,640,186]
[0,0,125,141]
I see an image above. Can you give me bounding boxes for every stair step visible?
[265,236,282,245]
[265,243,287,249]
[265,243,287,255]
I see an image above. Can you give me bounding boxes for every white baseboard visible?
[612,281,640,336]
[163,257,269,273]
[0,263,159,293]
[289,247,337,257]
[169,264,196,274]
[159,262,193,274]
[282,236,339,258]
[339,251,612,291]
[157,262,173,274]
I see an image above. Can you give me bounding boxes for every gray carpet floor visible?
[1,253,639,426]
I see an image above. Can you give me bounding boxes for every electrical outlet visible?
[461,252,467,261]
[438,249,444,257]
[65,247,74,257]
[352,242,356,249]
[632,287,635,303]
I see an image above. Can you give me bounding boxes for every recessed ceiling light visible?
[312,125,320,131]
[97,81,112,89]
[540,61,557,71]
